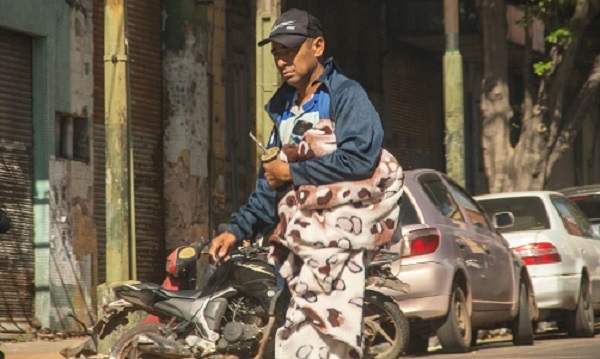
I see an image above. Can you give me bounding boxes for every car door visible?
[417,173,489,305]
[551,195,600,305]
[444,178,515,311]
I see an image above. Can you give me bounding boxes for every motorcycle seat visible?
[158,289,204,300]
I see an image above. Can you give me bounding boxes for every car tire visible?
[437,285,471,353]
[511,281,534,345]
[566,276,595,338]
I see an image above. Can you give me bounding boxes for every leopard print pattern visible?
[270,119,404,358]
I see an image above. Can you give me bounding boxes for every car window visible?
[445,180,490,229]
[418,174,464,221]
[567,195,600,222]
[477,196,550,233]
[551,195,595,238]
[400,192,421,225]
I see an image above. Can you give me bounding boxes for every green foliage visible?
[523,0,577,17]
[534,61,553,76]
[546,27,572,45]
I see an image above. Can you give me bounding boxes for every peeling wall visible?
[49,161,96,331]
[47,0,97,332]
[163,2,212,250]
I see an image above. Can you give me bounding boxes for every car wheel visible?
[566,276,595,338]
[437,285,471,353]
[511,281,534,345]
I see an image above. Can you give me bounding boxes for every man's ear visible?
[312,37,325,58]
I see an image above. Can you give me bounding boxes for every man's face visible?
[271,38,324,88]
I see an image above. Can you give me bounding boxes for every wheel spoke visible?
[370,319,395,344]
[364,313,382,322]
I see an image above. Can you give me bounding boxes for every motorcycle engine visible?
[217,322,260,355]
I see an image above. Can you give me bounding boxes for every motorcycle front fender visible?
[93,300,136,339]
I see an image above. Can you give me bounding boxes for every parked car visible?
[475,191,600,338]
[380,169,537,354]
[560,184,600,236]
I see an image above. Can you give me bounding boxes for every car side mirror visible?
[494,211,514,229]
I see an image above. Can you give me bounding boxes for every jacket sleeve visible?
[289,82,383,186]
[227,174,278,242]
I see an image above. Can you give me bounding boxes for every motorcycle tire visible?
[262,288,291,359]
[109,323,164,359]
[363,290,409,359]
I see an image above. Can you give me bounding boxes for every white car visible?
[475,191,600,338]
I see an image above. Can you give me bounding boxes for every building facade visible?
[0,0,595,335]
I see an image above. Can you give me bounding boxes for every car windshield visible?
[477,196,550,233]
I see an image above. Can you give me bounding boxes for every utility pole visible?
[97,2,138,352]
[443,0,466,187]
[104,0,133,283]
[256,0,280,172]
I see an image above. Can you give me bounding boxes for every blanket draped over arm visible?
[269,119,404,358]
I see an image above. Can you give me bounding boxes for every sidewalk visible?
[0,338,89,359]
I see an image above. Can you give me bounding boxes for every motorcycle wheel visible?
[109,323,165,359]
[363,290,409,359]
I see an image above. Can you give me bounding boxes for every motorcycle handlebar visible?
[230,245,269,258]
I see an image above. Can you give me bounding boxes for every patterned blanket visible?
[269,119,404,358]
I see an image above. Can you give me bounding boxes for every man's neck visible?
[296,65,324,105]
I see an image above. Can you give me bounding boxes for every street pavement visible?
[412,327,600,359]
[0,337,89,359]
[1,327,600,358]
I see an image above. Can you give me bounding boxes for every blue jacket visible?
[227,59,384,241]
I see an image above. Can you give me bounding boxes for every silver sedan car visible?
[381,169,538,354]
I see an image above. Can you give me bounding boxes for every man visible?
[209,8,403,359]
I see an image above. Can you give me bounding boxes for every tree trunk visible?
[480,0,599,192]
[512,4,543,191]
[518,0,598,189]
[547,53,600,173]
[479,0,514,193]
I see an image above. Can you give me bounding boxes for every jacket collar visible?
[265,58,340,124]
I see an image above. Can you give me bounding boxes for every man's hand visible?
[263,159,292,190]
[209,232,237,263]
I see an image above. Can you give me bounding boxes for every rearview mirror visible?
[494,211,514,229]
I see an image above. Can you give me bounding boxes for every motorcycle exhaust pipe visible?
[133,333,194,358]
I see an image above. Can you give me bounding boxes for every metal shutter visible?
[0,27,35,333]
[93,0,165,284]
[226,0,256,215]
[386,47,445,171]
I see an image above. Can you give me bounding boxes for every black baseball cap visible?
[258,8,323,48]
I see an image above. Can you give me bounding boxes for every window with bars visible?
[55,112,90,163]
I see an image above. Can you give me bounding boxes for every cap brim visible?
[257,34,307,48]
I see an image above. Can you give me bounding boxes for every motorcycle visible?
[95,239,410,359]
